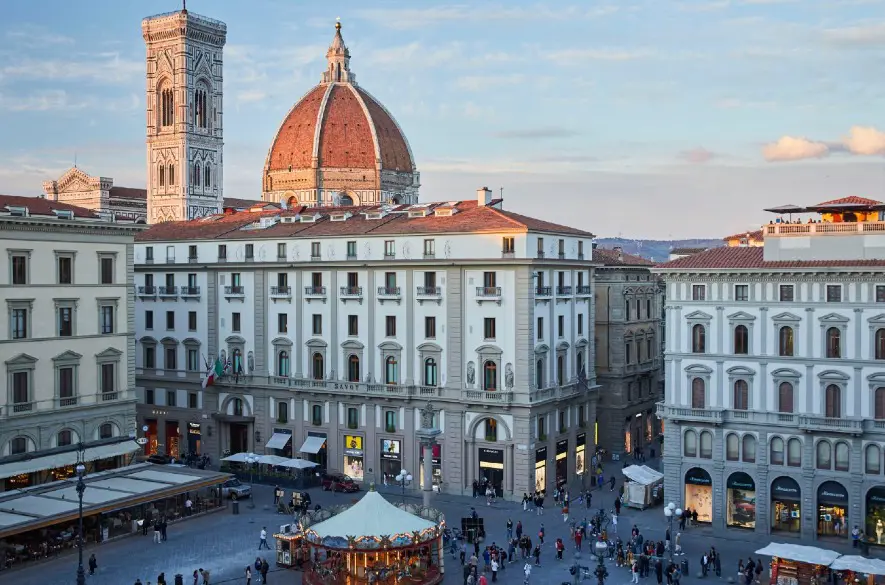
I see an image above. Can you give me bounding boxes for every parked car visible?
[221,478,252,499]
[146,454,172,465]
[321,473,359,493]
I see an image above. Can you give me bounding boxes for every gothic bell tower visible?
[142,5,226,223]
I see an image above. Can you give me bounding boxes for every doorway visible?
[229,423,249,453]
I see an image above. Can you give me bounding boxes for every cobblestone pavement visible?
[13,457,879,585]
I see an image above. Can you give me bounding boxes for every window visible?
[58,366,75,402]
[311,353,324,380]
[423,271,437,290]
[578,405,585,426]
[278,313,288,334]
[100,363,115,393]
[232,312,241,332]
[485,418,498,441]
[383,271,397,291]
[733,325,749,354]
[100,305,114,334]
[312,314,322,335]
[866,444,881,474]
[346,241,357,258]
[876,329,885,360]
[165,346,177,370]
[558,410,566,432]
[700,431,713,458]
[578,241,584,258]
[536,358,544,388]
[187,349,199,372]
[826,327,841,358]
[557,315,564,338]
[385,316,396,337]
[646,338,653,361]
[691,377,705,409]
[348,315,358,336]
[483,318,496,340]
[424,239,436,257]
[537,317,544,340]
[189,245,198,261]
[483,271,497,288]
[385,410,397,433]
[311,242,321,258]
[188,311,197,331]
[877,285,885,303]
[168,163,175,185]
[347,355,360,382]
[99,255,114,284]
[144,345,156,368]
[726,433,739,461]
[11,307,28,339]
[779,285,794,302]
[835,441,850,471]
[218,244,227,259]
[311,404,322,426]
[425,316,436,339]
[276,351,289,376]
[825,384,842,418]
[384,240,395,257]
[145,311,154,329]
[742,435,756,463]
[166,311,175,330]
[11,253,28,285]
[770,437,785,465]
[691,285,706,301]
[787,438,802,466]
[537,237,544,257]
[11,369,29,405]
[311,272,322,290]
[876,387,885,419]
[778,382,794,413]
[556,355,564,385]
[146,389,155,404]
[625,343,632,364]
[424,358,438,386]
[58,307,73,337]
[166,390,177,407]
[826,285,842,303]
[779,326,794,356]
[159,166,165,187]
[733,380,749,410]
[646,299,652,318]
[230,273,241,288]
[691,324,706,353]
[558,239,565,258]
[277,401,289,423]
[502,237,514,253]
[577,352,584,379]
[245,244,254,259]
[684,430,697,457]
[385,356,398,384]
[57,255,73,284]
[483,361,497,391]
[577,314,583,336]
[817,440,832,469]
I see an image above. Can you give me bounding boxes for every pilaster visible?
[254,270,267,374]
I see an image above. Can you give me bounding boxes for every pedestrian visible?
[201,568,211,585]
[562,505,569,523]
[701,553,708,577]
[537,494,545,515]
[88,553,97,575]
[532,544,541,566]
[491,558,499,582]
[516,520,523,539]
[259,527,270,550]
[679,511,687,530]
[852,525,860,547]
[522,493,529,511]
[193,569,199,585]
[755,559,764,584]
[158,573,167,585]
[185,497,193,516]
[507,519,513,540]
[631,560,640,583]
[273,486,280,505]
[483,547,491,572]
[610,476,616,491]
[153,519,162,544]
[161,518,167,542]
[477,571,488,585]
[656,559,664,585]
[575,529,583,551]
[472,480,479,498]
[675,532,682,556]
[538,524,545,544]
[691,509,698,525]
[615,498,621,515]
[586,490,592,509]
[460,542,466,565]
[260,558,269,584]
[714,551,722,577]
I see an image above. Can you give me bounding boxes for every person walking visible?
[585,490,592,509]
[656,559,664,585]
[491,558,499,582]
[260,558,269,584]
[259,527,270,550]
[153,519,162,544]
[674,532,682,556]
[615,497,621,516]
[538,524,545,545]
[160,518,167,542]
[200,568,211,585]
[88,553,97,575]
[507,519,513,540]
[532,544,541,566]
[610,476,616,491]
[516,520,523,540]
[631,560,640,584]
[852,525,861,547]
[245,565,252,585]
[523,562,532,585]
[755,559,764,584]
[460,542,466,565]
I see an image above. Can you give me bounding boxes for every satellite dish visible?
[136,437,149,445]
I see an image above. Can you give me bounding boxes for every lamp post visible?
[663,502,682,564]
[245,454,258,509]
[593,538,608,585]
[75,444,87,585]
[395,468,412,502]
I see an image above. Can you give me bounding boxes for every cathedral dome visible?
[262,21,419,207]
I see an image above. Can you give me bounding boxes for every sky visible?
[0,0,884,239]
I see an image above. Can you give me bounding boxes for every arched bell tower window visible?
[194,163,201,188]
[159,164,165,187]
[194,88,208,129]
[168,163,175,185]
[160,87,174,127]
[204,163,211,188]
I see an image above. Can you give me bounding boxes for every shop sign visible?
[479,448,504,470]
[771,476,801,500]
[344,435,363,456]
[556,439,569,454]
[684,467,712,486]
[576,433,586,447]
[187,422,201,436]
[817,481,848,505]
[381,439,401,460]
[333,383,361,392]
[868,486,885,504]
[535,446,548,463]
[418,442,442,465]
[727,472,755,491]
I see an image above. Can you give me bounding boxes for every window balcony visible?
[556,286,573,295]
[145,257,154,265]
[158,286,179,298]
[340,286,363,304]
[476,286,502,305]
[218,254,227,262]
[270,286,292,300]
[188,255,198,263]
[536,250,545,258]
[11,401,33,414]
[137,285,157,299]
[377,286,401,304]
[558,252,566,259]
[304,286,327,304]
[798,415,864,435]
[535,286,552,297]
[461,389,513,406]
[576,286,592,296]
[311,254,322,261]
[100,391,119,402]
[58,396,78,407]
[180,286,201,299]
[224,285,245,301]
[417,286,442,305]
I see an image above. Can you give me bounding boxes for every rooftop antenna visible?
[74,151,77,168]
[182,0,187,13]
[499,187,503,199]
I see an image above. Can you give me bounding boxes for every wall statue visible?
[247,351,254,373]
[466,361,475,386]
[505,363,514,390]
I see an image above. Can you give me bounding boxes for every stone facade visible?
[43,167,147,223]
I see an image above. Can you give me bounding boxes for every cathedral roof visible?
[263,22,415,175]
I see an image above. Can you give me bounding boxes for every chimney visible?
[477,187,493,207]
[613,246,623,262]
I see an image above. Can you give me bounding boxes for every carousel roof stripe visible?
[308,489,437,539]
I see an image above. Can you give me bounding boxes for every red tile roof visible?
[656,246,885,270]
[722,229,763,242]
[357,87,413,172]
[0,194,97,218]
[266,85,327,172]
[815,196,882,206]
[223,197,265,210]
[109,186,147,200]
[135,200,595,242]
[592,247,654,266]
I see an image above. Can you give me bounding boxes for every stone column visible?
[421,439,435,509]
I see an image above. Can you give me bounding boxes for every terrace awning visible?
[299,436,326,455]
[265,433,292,450]
[0,440,140,480]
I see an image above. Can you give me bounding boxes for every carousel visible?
[298,485,445,585]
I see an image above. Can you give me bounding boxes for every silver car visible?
[221,478,252,499]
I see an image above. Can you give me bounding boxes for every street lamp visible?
[593,538,608,585]
[663,502,682,564]
[75,444,87,585]
[245,454,258,509]
[395,468,413,501]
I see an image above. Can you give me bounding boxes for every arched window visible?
[876,329,885,360]
[338,194,353,206]
[699,430,713,458]
[57,430,72,447]
[161,88,174,127]
[825,384,841,418]
[826,327,841,358]
[10,437,27,455]
[232,398,243,416]
[733,379,749,410]
[770,437,785,465]
[347,355,360,382]
[779,326,794,356]
[556,355,564,386]
[787,438,802,466]
[733,325,749,354]
[277,351,289,377]
[194,163,201,187]
[536,358,544,389]
[484,418,497,442]
[742,434,756,463]
[385,410,397,432]
[311,404,322,425]
[778,382,794,413]
[483,361,498,391]
[232,349,242,373]
[168,163,175,185]
[691,324,706,353]
[424,358,437,387]
[726,433,739,460]
[835,441,850,471]
[385,356,398,385]
[816,440,832,469]
[194,88,208,128]
[159,164,165,187]
[683,430,697,457]
[691,377,705,409]
[866,444,881,474]
[99,423,114,439]
[312,352,324,380]
[876,387,885,420]
[204,163,211,188]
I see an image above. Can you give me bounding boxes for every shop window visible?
[684,430,697,457]
[876,387,885,420]
[423,358,437,387]
[691,324,706,353]
[484,418,497,442]
[825,384,842,418]
[311,404,322,426]
[312,353,324,380]
[726,433,739,461]
[770,437,785,465]
[733,325,749,355]
[699,430,713,459]
[277,401,288,423]
[742,435,756,463]
[779,326,794,357]
[865,444,881,474]
[787,438,802,467]
[385,356,399,385]
[691,377,706,409]
[277,351,290,377]
[384,410,396,433]
[733,380,749,410]
[835,441,850,471]
[347,407,359,430]
[876,329,885,360]
[483,361,497,391]
[347,355,360,382]
[826,327,841,358]
[778,382,794,413]
[817,440,832,469]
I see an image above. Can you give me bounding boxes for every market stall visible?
[298,486,446,585]
[273,524,307,569]
[829,556,885,585]
[756,543,841,585]
[621,465,664,509]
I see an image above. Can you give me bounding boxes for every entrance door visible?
[480,467,504,498]
[230,423,248,453]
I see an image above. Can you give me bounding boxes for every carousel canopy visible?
[755,543,842,565]
[309,489,436,539]
[829,556,885,574]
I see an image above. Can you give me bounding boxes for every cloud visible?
[823,22,885,46]
[763,126,885,161]
[493,127,580,140]
[842,126,885,155]
[5,25,74,47]
[543,48,651,62]
[762,136,829,161]
[235,90,268,105]
[0,90,139,113]
[355,5,618,30]
[1,53,142,83]
[679,148,717,164]
[455,73,527,91]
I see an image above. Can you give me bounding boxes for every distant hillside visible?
[596,237,724,263]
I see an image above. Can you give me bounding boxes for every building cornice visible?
[0,217,146,236]
[135,258,602,272]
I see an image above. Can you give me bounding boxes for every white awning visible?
[830,556,885,574]
[221,452,259,463]
[0,440,140,480]
[299,436,326,455]
[755,543,841,566]
[277,458,318,470]
[621,465,664,486]
[84,440,139,462]
[265,433,292,450]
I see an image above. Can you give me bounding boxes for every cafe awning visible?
[265,433,292,450]
[830,556,885,575]
[0,440,139,480]
[299,436,326,455]
[755,543,841,565]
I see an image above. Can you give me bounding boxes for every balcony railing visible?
[535,286,552,296]
[417,286,441,296]
[158,286,178,297]
[305,286,327,296]
[556,285,573,295]
[311,254,321,261]
[537,250,545,258]
[11,402,33,414]
[799,415,864,434]
[530,382,583,403]
[377,286,401,296]
[181,286,201,297]
[656,403,866,434]
[576,286,592,295]
[145,257,154,265]
[340,286,363,297]
[100,391,119,401]
[476,287,502,297]
[59,396,78,407]
[765,221,885,237]
[138,285,157,296]
[461,389,513,404]
[188,255,198,263]
[224,285,244,296]
[270,286,292,297]
[218,254,227,262]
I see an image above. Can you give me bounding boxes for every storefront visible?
[266,428,293,458]
[165,421,180,458]
[771,476,801,533]
[145,419,159,456]
[299,432,327,470]
[418,443,442,491]
[575,433,586,477]
[478,448,504,497]
[865,486,885,546]
[684,467,713,523]
[343,435,364,481]
[187,422,202,455]
[534,447,547,493]
[725,471,756,529]
[817,481,848,537]
[379,438,402,484]
[555,440,568,487]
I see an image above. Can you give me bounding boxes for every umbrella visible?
[257,454,290,466]
[764,204,807,214]
[276,458,319,470]
[221,452,260,463]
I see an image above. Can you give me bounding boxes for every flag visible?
[202,358,223,389]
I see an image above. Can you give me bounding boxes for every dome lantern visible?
[323,19,354,84]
